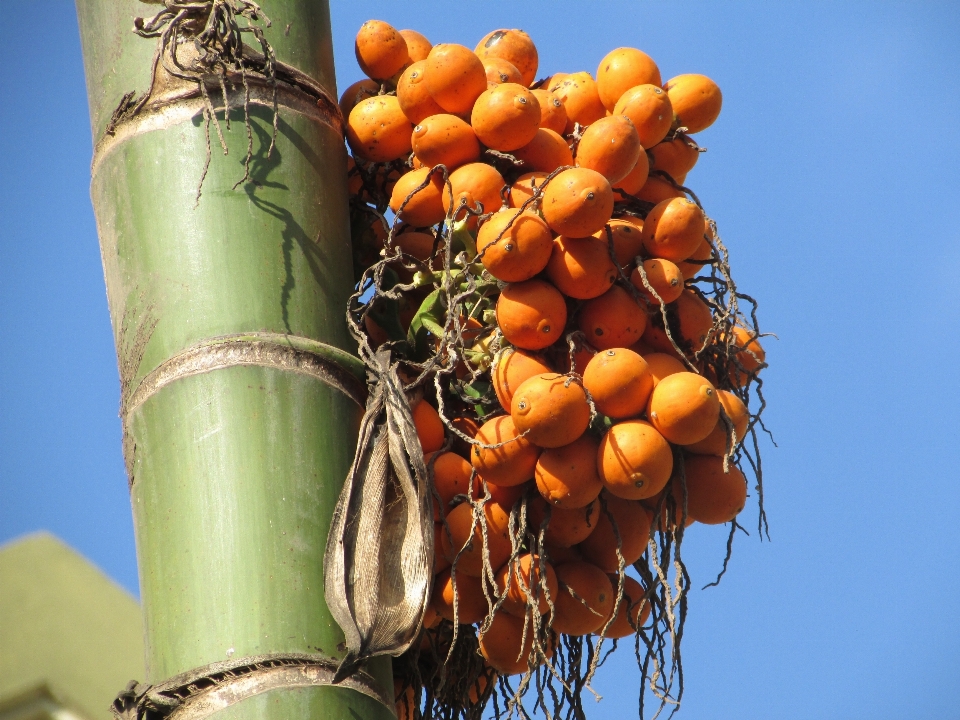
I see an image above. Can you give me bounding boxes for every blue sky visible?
[1,2,959,718]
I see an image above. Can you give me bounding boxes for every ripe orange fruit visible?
[393,228,441,265]
[471,415,541,487]
[508,171,548,209]
[553,561,614,635]
[634,174,684,204]
[544,542,581,565]
[475,29,539,87]
[471,83,541,152]
[443,162,506,219]
[730,325,766,375]
[434,522,451,572]
[411,114,481,169]
[643,353,686,386]
[482,57,523,86]
[497,552,558,616]
[396,60,445,124]
[600,575,650,638]
[413,399,445,453]
[425,44,488,115]
[495,279,567,351]
[541,167,614,238]
[535,433,604,509]
[511,374,591,449]
[431,451,475,508]
[613,85,673,149]
[597,420,673,500]
[450,415,481,459]
[577,494,651,571]
[674,288,714,352]
[477,208,554,282]
[493,348,554,409]
[528,496,599,547]
[531,89,568,135]
[339,78,379,119]
[432,567,488,624]
[389,167,446,227]
[347,95,413,163]
[355,20,409,81]
[630,258,684,304]
[649,135,700,180]
[663,74,722,134]
[596,219,644,268]
[473,476,527,509]
[612,153,651,199]
[399,29,432,62]
[577,285,648,351]
[682,454,747,524]
[545,235,617,300]
[440,499,512,576]
[478,610,536,675]
[512,128,574,174]
[582,348,653,419]
[647,371,720,445]
[561,341,598,376]
[575,116,643,185]
[550,72,607,132]
[641,197,706,262]
[684,389,749,456]
[675,221,713,279]
[596,47,662,111]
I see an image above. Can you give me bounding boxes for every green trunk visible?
[75,1,394,717]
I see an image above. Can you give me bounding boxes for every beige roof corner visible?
[0,532,145,720]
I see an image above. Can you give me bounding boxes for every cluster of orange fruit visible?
[342,19,766,709]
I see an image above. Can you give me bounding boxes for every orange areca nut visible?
[597,419,673,500]
[477,208,554,282]
[600,575,651,638]
[578,494,651,571]
[346,95,413,163]
[598,219,645,268]
[512,128,574,174]
[424,44,488,115]
[355,20,409,81]
[483,57,523,86]
[650,135,700,180]
[413,399,446,453]
[685,389,749,455]
[508,171,548,208]
[339,78,379,119]
[492,348,554,409]
[731,325,766,375]
[511,374,592,449]
[613,153,651,199]
[432,568,488,624]
[531,89,568,135]
[471,414,541,487]
[545,234,617,300]
[663,74,723,134]
[443,162,506,219]
[475,29,539,87]
[582,348,654,419]
[397,61,445,124]
[682,453,747,524]
[528,496,599,547]
[479,610,537,675]
[553,561,614,635]
[643,354,685,387]
[613,85,674,149]
[635,174,684,204]
[497,552,558,616]
[389,167,446,227]
[596,47,662,111]
[495,279,567,351]
[641,197,706,262]
[577,285,648,351]
[440,500,512,576]
[434,523,451,572]
[674,288,714,352]
[575,116,643,185]
[550,72,607,132]
[399,29,432,62]
[535,433,604,509]
[471,83,541,151]
[676,224,713,279]
[541,167,614,238]
[631,258,684,304]
[647,371,720,445]
[393,228,441,265]
[430,451,475,508]
[411,114,481,169]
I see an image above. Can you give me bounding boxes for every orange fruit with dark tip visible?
[355,20,409,81]
[493,348,554,410]
[483,57,523,86]
[471,415,541,487]
[511,373,592,449]
[595,219,644,268]
[613,85,673,149]
[541,167,614,238]
[432,567,488,624]
[471,83,541,152]
[528,496,599,548]
[535,433,603,509]
[643,353,686,386]
[512,128,574,174]
[508,171,549,209]
[683,453,747,524]
[389,167,446,227]
[399,29,432,62]
[347,95,413,162]
[396,60,445,124]
[612,153,651,199]
[575,115,642,185]
[478,610,538,675]
[596,47,662,111]
[582,348,653,419]
[577,494,651,572]
[497,552,558,616]
[545,234,618,301]
[411,114,481,169]
[599,575,651,638]
[663,74,722,134]
[641,197,706,262]
[424,44,488,115]
[475,29,539,87]
[430,451,475,508]
[553,561,614,635]
[684,389,749,456]
[531,89,568,135]
[495,279,567,351]
[477,208,553,283]
[443,162,506,220]
[339,78,379,119]
[631,258,684,304]
[597,419,673,500]
[577,285,648,351]
[646,371,720,445]
[635,174,684,205]
[649,135,700,180]
[551,72,607,132]
[674,288,714,352]
[440,499,513,576]
[413,399,445,453]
